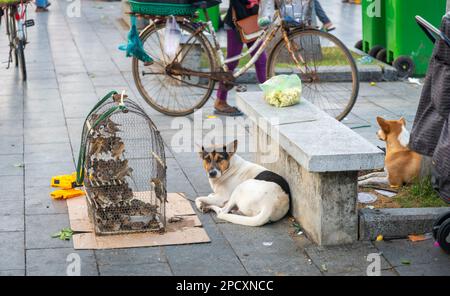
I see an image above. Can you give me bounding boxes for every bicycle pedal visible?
[25,19,35,27]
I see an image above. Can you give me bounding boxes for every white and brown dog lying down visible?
[358,116,422,188]
[195,140,290,227]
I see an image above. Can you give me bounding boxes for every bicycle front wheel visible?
[267,29,359,121]
[132,20,216,116]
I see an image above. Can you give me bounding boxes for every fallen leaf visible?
[401,259,411,265]
[408,234,431,242]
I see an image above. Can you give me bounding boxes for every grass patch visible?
[394,177,448,208]
[199,47,381,69]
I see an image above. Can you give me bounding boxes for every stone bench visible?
[236,92,384,246]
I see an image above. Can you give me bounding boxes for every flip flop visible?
[214,106,244,117]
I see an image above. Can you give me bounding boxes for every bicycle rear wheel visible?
[267,29,359,121]
[6,7,18,67]
[132,20,216,116]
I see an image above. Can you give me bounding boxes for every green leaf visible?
[401,259,411,265]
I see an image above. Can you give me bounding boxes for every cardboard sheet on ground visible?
[67,192,210,249]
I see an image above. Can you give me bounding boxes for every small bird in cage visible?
[114,159,133,180]
[111,137,126,160]
[151,178,167,203]
[89,136,109,157]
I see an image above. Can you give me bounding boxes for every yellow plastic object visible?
[376,234,384,241]
[50,188,84,200]
[51,172,79,189]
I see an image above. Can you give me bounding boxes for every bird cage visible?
[76,91,167,235]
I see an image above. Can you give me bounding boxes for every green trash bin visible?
[385,0,446,76]
[196,4,220,32]
[360,0,386,58]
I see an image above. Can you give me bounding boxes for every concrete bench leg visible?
[253,126,358,246]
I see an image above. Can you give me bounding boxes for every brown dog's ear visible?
[225,140,238,156]
[399,117,406,127]
[376,117,390,133]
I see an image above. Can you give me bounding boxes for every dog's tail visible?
[218,208,271,227]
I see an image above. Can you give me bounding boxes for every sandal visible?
[322,23,336,32]
[214,106,244,117]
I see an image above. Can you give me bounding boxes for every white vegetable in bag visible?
[259,74,302,108]
[164,16,181,60]
[258,0,275,28]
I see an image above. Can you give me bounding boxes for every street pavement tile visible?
[0,232,24,271]
[165,214,248,276]
[95,247,167,266]
[0,269,25,276]
[99,262,172,276]
[24,126,70,145]
[25,214,72,249]
[24,143,73,165]
[0,136,23,155]
[305,241,393,276]
[0,155,24,176]
[219,219,322,276]
[394,262,450,276]
[26,248,98,276]
[25,161,75,188]
[166,158,197,200]
[0,175,24,199]
[374,239,450,268]
[25,186,68,215]
[0,214,24,232]
[0,199,23,215]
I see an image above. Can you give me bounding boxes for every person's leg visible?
[215,29,245,115]
[314,0,335,31]
[246,41,267,84]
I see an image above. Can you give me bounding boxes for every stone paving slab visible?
[305,241,393,276]
[0,232,25,271]
[25,214,72,250]
[26,248,98,276]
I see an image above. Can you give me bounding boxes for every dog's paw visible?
[195,198,210,213]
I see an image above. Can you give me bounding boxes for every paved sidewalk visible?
[0,1,448,276]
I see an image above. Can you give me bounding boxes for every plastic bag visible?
[258,0,275,28]
[118,16,153,63]
[164,16,181,60]
[259,74,302,107]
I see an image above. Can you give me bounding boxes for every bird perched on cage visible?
[114,159,133,180]
[150,178,167,203]
[89,136,109,157]
[102,119,121,135]
[111,137,125,160]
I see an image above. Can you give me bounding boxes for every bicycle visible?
[131,0,359,121]
[1,0,33,81]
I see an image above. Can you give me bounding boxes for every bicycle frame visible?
[201,8,283,78]
[198,4,312,80]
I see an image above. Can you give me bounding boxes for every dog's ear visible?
[198,146,206,159]
[376,117,390,133]
[399,117,406,127]
[224,140,238,157]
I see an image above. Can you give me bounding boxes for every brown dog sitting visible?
[358,117,422,188]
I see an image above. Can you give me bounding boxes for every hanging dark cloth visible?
[410,15,450,203]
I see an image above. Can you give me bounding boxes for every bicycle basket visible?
[76,91,167,235]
